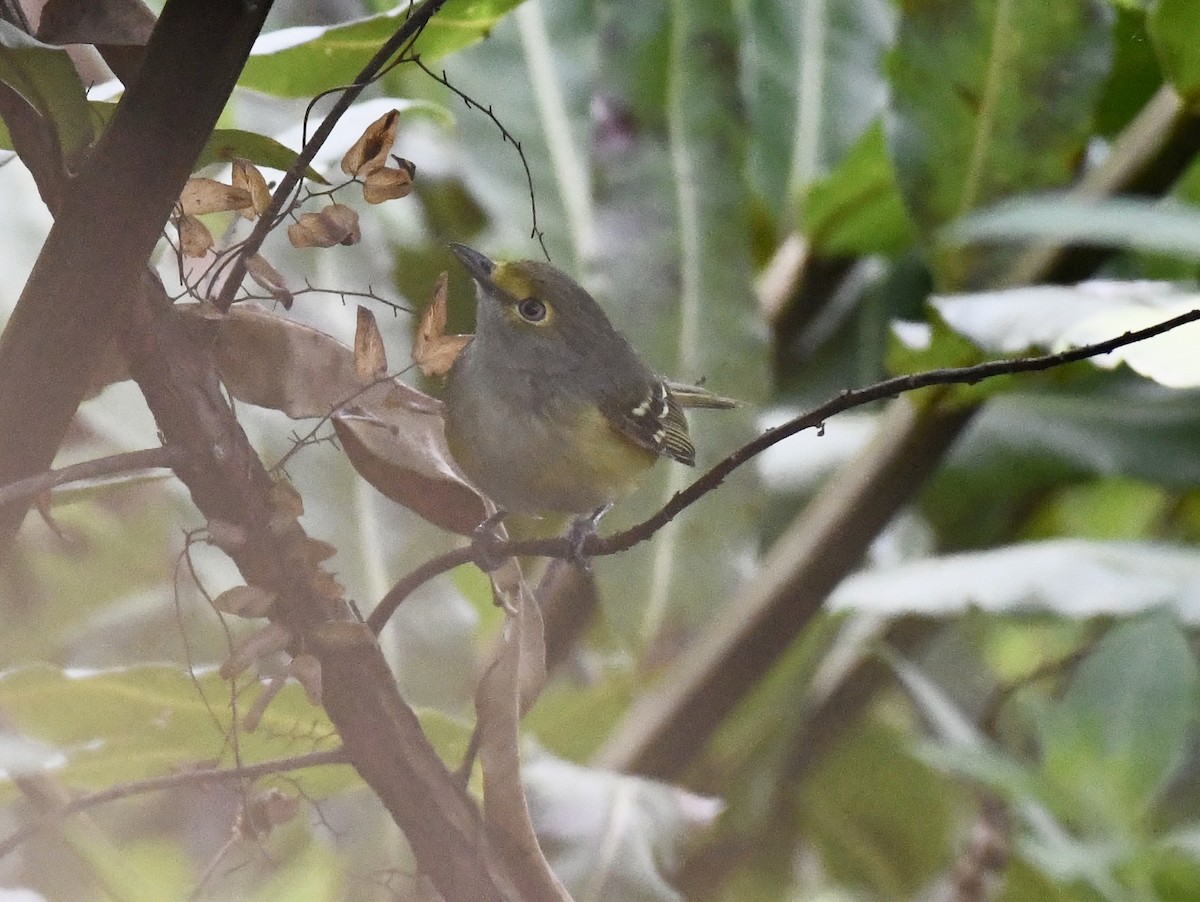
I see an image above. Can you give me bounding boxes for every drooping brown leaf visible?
[413,272,471,377]
[37,0,154,85]
[475,553,569,901]
[212,584,277,618]
[178,305,486,534]
[179,177,252,216]
[362,165,413,204]
[271,477,305,518]
[177,213,213,258]
[219,622,291,680]
[287,203,360,248]
[354,305,388,383]
[38,0,154,44]
[245,253,293,308]
[332,383,486,536]
[340,109,400,177]
[289,654,323,705]
[232,158,272,219]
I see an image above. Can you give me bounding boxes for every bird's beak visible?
[449,243,495,285]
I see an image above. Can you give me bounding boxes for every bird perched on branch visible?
[442,243,737,524]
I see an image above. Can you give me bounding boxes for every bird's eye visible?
[517,298,547,322]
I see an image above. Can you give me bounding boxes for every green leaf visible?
[741,0,896,220]
[1039,613,1200,826]
[831,539,1200,622]
[525,753,721,902]
[0,664,470,797]
[1148,0,1200,101]
[888,0,1113,280]
[1,99,330,182]
[0,21,93,157]
[799,720,961,897]
[956,381,1200,489]
[946,194,1200,259]
[930,280,1200,388]
[200,128,330,183]
[239,0,526,98]
[803,121,918,255]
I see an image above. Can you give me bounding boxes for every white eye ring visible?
[517,298,547,322]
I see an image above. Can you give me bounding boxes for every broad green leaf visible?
[888,0,1113,282]
[240,0,526,98]
[524,753,721,902]
[830,539,1200,622]
[1148,0,1200,101]
[956,381,1200,489]
[0,664,470,797]
[799,720,960,897]
[946,194,1200,260]
[1095,5,1164,136]
[741,0,895,220]
[1038,613,1200,826]
[930,280,1200,388]
[0,21,93,157]
[0,99,330,182]
[803,120,918,255]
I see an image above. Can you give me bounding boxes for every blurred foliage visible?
[3,0,1200,899]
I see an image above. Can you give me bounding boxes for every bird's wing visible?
[600,378,695,466]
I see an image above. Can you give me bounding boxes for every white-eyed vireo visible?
[443,244,736,519]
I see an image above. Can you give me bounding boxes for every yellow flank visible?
[490,262,533,300]
[526,404,658,510]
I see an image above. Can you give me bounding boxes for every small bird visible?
[442,244,737,520]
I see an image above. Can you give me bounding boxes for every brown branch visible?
[0,445,186,509]
[0,0,275,548]
[0,748,349,860]
[368,305,1200,632]
[212,0,451,311]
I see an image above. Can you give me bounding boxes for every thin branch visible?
[213,0,450,311]
[0,445,186,510]
[368,306,1200,632]
[413,57,550,261]
[0,748,349,860]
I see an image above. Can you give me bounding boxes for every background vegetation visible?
[2,0,1200,899]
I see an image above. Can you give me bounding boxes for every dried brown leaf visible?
[362,165,413,204]
[232,158,272,219]
[271,477,305,518]
[354,305,388,383]
[213,584,277,618]
[300,536,338,566]
[179,177,252,216]
[413,272,471,377]
[287,203,360,248]
[38,0,154,45]
[476,559,568,900]
[207,518,249,553]
[289,654,323,705]
[188,306,367,417]
[220,622,291,680]
[340,108,400,177]
[332,384,486,536]
[177,214,213,258]
[246,254,293,308]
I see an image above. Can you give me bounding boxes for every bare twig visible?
[368,305,1200,632]
[413,57,550,261]
[0,445,186,510]
[0,748,348,860]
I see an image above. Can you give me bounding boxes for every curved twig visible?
[367,305,1200,632]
